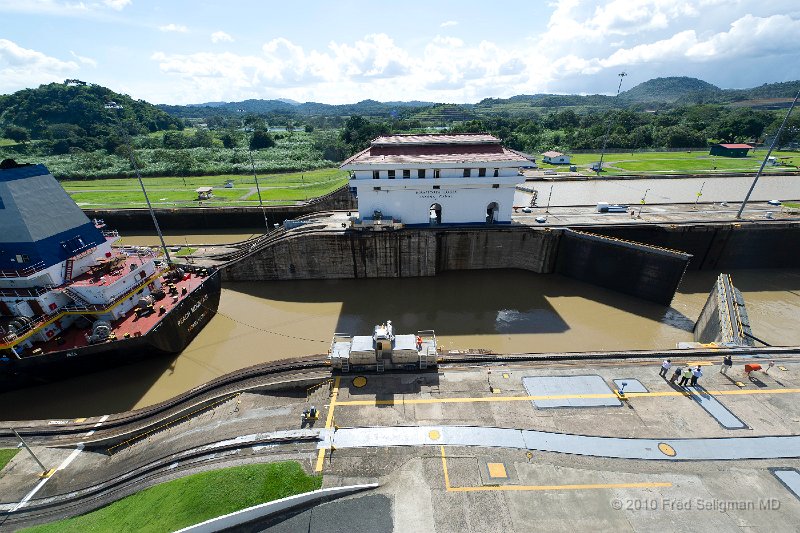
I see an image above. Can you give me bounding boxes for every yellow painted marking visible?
[487,463,508,478]
[735,382,746,388]
[429,430,441,441]
[779,366,788,371]
[686,361,714,366]
[40,468,57,478]
[491,388,502,394]
[352,376,367,388]
[502,373,510,379]
[335,387,800,407]
[658,443,677,457]
[315,376,341,473]
[1,270,164,349]
[440,446,670,493]
[74,418,87,423]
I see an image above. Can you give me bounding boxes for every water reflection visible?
[0,268,797,420]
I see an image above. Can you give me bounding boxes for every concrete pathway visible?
[325,425,800,461]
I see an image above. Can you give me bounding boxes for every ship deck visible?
[21,268,210,357]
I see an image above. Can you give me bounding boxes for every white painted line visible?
[11,443,85,513]
[84,414,109,437]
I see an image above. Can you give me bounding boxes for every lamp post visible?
[637,188,650,218]
[597,72,628,176]
[736,89,800,219]
[248,147,269,230]
[105,102,172,263]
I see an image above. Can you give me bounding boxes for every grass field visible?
[540,150,800,175]
[24,461,322,533]
[0,448,19,473]
[62,168,349,208]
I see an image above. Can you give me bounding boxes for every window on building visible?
[463,169,471,177]
[434,169,440,179]
[373,171,380,179]
[433,185,441,190]
[418,169,426,179]
[402,169,410,179]
[492,184,499,189]
[478,168,486,177]
[493,168,499,177]
[388,170,396,179]
[373,186,381,191]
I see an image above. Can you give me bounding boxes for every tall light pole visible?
[597,71,628,176]
[248,146,269,230]
[736,89,800,219]
[105,102,172,263]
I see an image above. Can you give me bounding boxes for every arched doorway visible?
[486,202,499,224]
[429,203,442,225]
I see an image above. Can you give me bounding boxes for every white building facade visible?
[542,151,570,164]
[341,134,530,226]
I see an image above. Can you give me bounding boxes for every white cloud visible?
[70,50,98,67]
[102,0,130,10]
[440,20,458,27]
[159,23,188,33]
[0,0,128,16]
[0,39,78,93]
[211,31,233,43]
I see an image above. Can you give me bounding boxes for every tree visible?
[219,130,237,149]
[250,129,275,150]
[3,125,30,144]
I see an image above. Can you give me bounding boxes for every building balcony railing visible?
[0,261,47,279]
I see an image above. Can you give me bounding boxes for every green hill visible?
[620,76,722,103]
[0,80,182,151]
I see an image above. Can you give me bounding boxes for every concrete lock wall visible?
[588,222,800,270]
[554,229,691,305]
[222,227,563,282]
[222,226,687,304]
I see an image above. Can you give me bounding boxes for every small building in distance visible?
[542,151,570,164]
[709,143,753,158]
[341,133,530,226]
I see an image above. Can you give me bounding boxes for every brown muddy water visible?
[1,268,799,420]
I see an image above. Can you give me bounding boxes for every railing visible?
[1,268,166,348]
[102,230,120,238]
[0,285,56,298]
[0,261,47,279]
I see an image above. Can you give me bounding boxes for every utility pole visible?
[11,428,50,475]
[105,103,172,263]
[248,147,269,230]
[736,89,800,219]
[597,72,628,176]
[637,188,650,218]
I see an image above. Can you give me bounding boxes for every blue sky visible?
[1,0,799,105]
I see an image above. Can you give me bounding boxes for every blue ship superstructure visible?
[0,159,163,357]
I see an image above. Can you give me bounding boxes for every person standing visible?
[659,359,672,378]
[679,367,691,387]
[670,366,682,384]
[691,366,703,387]
[720,355,733,375]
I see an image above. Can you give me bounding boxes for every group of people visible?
[659,359,704,387]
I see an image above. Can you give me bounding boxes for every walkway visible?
[324,425,800,461]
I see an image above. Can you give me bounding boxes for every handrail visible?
[0,268,165,348]
[0,261,47,279]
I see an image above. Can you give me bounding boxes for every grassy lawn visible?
[62,168,348,208]
[24,461,322,533]
[560,150,799,175]
[0,448,20,473]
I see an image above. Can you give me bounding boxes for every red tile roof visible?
[341,133,529,167]
[718,144,753,149]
